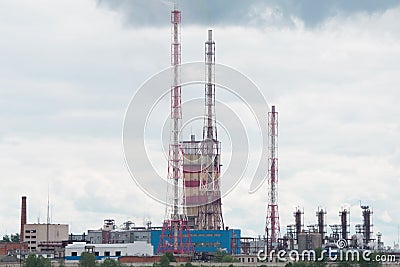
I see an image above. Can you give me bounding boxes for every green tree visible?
[11,233,20,242]
[23,254,51,267]
[286,261,310,267]
[1,233,20,243]
[59,260,67,267]
[221,254,238,263]
[38,257,51,267]
[213,250,226,262]
[23,254,37,267]
[79,252,97,267]
[2,235,10,242]
[100,258,122,267]
[159,254,170,267]
[165,252,176,262]
[311,248,327,267]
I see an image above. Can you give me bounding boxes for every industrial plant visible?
[1,4,399,267]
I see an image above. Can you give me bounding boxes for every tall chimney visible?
[20,196,27,242]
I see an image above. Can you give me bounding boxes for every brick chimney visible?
[20,196,27,242]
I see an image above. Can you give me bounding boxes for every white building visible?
[65,242,153,261]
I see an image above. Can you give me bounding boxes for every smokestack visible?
[208,29,212,42]
[20,196,27,242]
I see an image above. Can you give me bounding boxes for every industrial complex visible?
[1,4,399,267]
[5,196,398,264]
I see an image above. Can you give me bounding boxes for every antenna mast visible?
[265,106,281,248]
[158,6,193,254]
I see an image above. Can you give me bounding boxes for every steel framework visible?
[198,30,223,230]
[158,8,193,254]
[266,106,281,246]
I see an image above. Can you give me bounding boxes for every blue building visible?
[151,229,240,255]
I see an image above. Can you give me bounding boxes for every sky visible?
[1,0,400,247]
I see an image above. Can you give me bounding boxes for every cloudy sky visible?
[1,0,400,246]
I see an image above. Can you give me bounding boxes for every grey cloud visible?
[96,0,400,27]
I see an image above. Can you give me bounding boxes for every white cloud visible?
[380,210,393,224]
[0,0,399,245]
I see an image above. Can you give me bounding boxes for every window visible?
[95,252,99,256]
[31,241,36,244]
[25,236,30,239]
[115,251,121,257]
[251,258,254,262]
[71,252,78,257]
[104,251,110,257]
[31,236,36,239]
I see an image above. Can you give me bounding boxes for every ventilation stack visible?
[340,208,350,241]
[198,29,223,230]
[316,208,326,244]
[294,208,303,242]
[361,205,373,245]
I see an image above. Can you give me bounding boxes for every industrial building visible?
[278,204,377,254]
[24,223,69,252]
[65,241,153,262]
[18,196,69,257]
[297,232,322,253]
[86,219,152,244]
[153,229,240,255]
[83,219,240,256]
[0,242,28,257]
